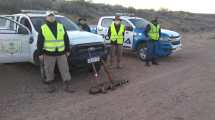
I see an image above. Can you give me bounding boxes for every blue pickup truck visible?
[91,16,182,61]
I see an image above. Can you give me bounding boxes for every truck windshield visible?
[129,18,149,29]
[31,16,80,32]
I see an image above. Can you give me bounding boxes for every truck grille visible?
[171,40,180,45]
[170,36,181,45]
[71,42,105,55]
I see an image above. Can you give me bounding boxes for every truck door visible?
[0,16,31,63]
[97,18,113,42]
[121,20,134,49]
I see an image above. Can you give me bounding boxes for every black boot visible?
[63,81,75,93]
[152,59,159,65]
[46,82,56,93]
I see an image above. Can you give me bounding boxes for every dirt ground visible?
[1,32,215,120]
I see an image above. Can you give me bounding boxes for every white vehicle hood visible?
[161,29,180,37]
[67,31,104,45]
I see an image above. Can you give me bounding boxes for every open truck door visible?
[0,16,31,63]
[123,26,134,49]
[121,20,134,49]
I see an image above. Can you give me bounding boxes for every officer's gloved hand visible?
[39,55,44,61]
[66,52,70,57]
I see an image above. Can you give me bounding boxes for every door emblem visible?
[5,41,19,54]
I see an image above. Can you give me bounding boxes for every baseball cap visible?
[114,16,121,21]
[46,12,55,17]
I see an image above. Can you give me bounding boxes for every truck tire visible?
[137,43,147,61]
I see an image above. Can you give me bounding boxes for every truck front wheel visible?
[137,43,147,61]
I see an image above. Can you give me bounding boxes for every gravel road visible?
[1,32,215,120]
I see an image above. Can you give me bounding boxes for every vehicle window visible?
[30,17,80,32]
[4,16,19,31]
[121,20,131,27]
[101,18,113,28]
[0,17,15,31]
[15,16,20,30]
[16,16,20,22]
[0,18,7,28]
[20,17,32,32]
[4,16,15,21]
[129,18,150,29]
[0,17,29,34]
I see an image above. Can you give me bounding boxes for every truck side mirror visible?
[29,35,34,44]
[97,26,103,31]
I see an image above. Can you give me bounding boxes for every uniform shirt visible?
[77,23,91,32]
[37,21,70,56]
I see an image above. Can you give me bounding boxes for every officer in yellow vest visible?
[108,16,125,69]
[37,12,74,93]
[145,17,161,67]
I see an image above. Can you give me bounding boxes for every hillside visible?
[0,0,215,32]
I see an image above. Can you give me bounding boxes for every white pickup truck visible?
[0,11,107,69]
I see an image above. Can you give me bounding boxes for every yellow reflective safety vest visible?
[148,24,160,41]
[110,22,125,44]
[41,23,65,52]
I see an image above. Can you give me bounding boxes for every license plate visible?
[87,57,100,63]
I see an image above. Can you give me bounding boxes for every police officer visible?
[37,12,74,93]
[145,17,161,67]
[77,17,91,32]
[108,16,125,69]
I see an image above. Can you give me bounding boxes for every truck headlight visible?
[160,36,170,41]
[134,32,143,36]
[169,36,181,42]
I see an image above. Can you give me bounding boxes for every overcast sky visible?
[92,0,215,14]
